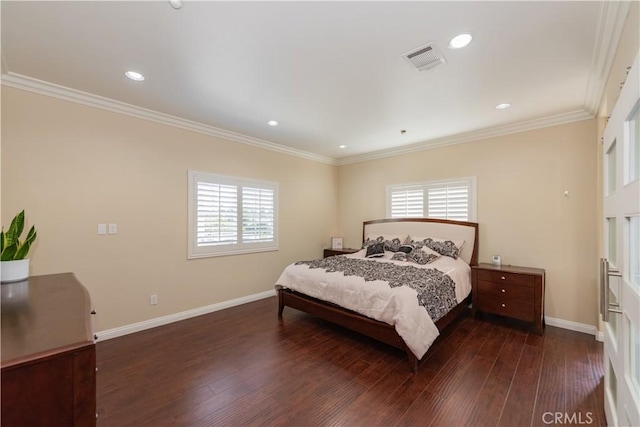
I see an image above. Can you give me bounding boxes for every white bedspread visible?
[275,249,471,359]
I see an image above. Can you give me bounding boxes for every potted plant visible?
[1,211,37,283]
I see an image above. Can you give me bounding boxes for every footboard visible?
[277,285,470,373]
[278,286,422,372]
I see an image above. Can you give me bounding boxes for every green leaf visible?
[24,226,37,246]
[14,241,31,260]
[1,244,17,261]
[5,211,24,246]
[1,212,36,261]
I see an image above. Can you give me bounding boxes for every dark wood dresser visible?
[1,273,96,426]
[472,263,545,334]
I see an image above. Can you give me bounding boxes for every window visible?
[188,171,278,258]
[387,177,477,221]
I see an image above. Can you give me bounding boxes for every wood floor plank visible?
[425,321,493,400]
[531,331,569,427]
[330,359,413,426]
[498,332,544,427]
[466,330,527,426]
[428,355,495,426]
[587,337,606,426]
[563,334,603,426]
[96,297,606,427]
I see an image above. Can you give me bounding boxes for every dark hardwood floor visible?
[96,297,605,426]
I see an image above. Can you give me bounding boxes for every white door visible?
[601,51,640,427]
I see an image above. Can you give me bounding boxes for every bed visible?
[275,218,479,372]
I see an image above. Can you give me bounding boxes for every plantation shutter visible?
[427,183,469,221]
[189,171,279,258]
[196,182,238,246]
[390,185,424,218]
[242,186,275,243]
[387,177,475,222]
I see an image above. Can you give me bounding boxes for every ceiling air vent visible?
[403,42,446,72]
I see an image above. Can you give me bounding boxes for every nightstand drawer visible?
[477,269,534,287]
[476,296,534,322]
[477,280,534,300]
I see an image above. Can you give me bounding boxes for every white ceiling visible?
[0,1,624,164]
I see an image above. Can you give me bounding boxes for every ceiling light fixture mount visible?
[169,0,183,10]
[125,71,145,82]
[448,33,473,49]
[495,103,511,110]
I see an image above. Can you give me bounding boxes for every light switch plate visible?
[98,224,107,235]
[108,223,117,234]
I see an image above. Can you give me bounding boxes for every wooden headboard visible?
[362,218,479,266]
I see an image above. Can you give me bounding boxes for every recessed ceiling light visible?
[496,103,511,110]
[267,120,279,126]
[169,0,183,9]
[338,145,347,149]
[125,71,145,81]
[448,33,473,49]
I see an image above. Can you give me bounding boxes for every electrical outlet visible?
[150,294,158,305]
[108,223,117,234]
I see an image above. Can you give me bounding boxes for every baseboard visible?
[96,289,276,341]
[545,316,601,339]
[97,295,604,343]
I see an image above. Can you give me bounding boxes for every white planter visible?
[1,279,29,305]
[1,259,30,283]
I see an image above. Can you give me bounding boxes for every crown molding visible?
[583,0,631,116]
[2,71,594,168]
[336,110,594,165]
[0,72,337,166]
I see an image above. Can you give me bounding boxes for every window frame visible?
[386,176,477,221]
[188,170,279,259]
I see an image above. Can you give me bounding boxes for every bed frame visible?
[277,218,479,373]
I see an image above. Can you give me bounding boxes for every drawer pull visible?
[501,276,506,280]
[501,303,506,308]
[501,289,506,293]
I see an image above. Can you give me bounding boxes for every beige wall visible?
[3,3,637,334]
[337,120,598,326]
[1,87,338,331]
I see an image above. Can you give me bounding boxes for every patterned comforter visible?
[275,250,471,359]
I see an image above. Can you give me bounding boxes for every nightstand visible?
[472,263,545,334]
[323,248,360,258]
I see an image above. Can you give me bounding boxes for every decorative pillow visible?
[398,244,414,254]
[391,247,440,265]
[362,235,384,249]
[408,247,441,265]
[391,252,408,262]
[384,237,404,252]
[362,235,407,252]
[408,236,463,259]
[409,236,464,250]
[365,242,385,258]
